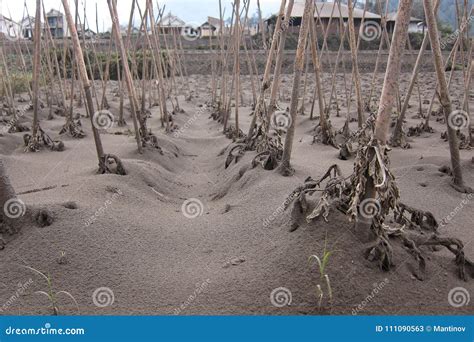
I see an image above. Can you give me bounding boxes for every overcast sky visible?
[0,0,282,31]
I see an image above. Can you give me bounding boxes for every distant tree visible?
[437,21,454,37]
[411,0,426,22]
[387,0,473,32]
[248,11,259,27]
[366,0,379,14]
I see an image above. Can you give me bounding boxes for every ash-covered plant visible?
[24,126,65,152]
[282,116,474,281]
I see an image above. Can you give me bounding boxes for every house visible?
[20,16,36,39]
[200,16,221,37]
[0,14,21,40]
[118,26,140,38]
[76,25,96,39]
[46,9,67,38]
[265,2,382,36]
[200,16,256,38]
[158,12,186,34]
[386,12,425,34]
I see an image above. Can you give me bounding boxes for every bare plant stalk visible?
[11,26,33,101]
[62,0,111,172]
[366,0,390,109]
[309,9,331,144]
[246,0,287,139]
[233,0,241,136]
[464,59,473,145]
[324,2,350,120]
[117,52,125,126]
[0,47,16,117]
[223,3,237,130]
[347,0,364,128]
[100,38,114,110]
[40,33,57,120]
[353,0,414,236]
[241,0,257,108]
[299,50,310,115]
[425,41,458,126]
[218,0,228,118]
[108,0,143,153]
[423,0,469,192]
[209,19,217,105]
[265,0,296,129]
[257,0,267,50]
[146,0,170,131]
[391,0,441,145]
[374,0,412,143]
[278,0,313,176]
[31,0,42,146]
[42,3,67,113]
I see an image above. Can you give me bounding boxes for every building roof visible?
[159,12,186,27]
[19,16,43,29]
[76,24,96,34]
[0,14,17,23]
[386,12,423,23]
[119,26,140,35]
[20,16,35,25]
[46,9,63,17]
[201,16,222,29]
[284,1,381,20]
